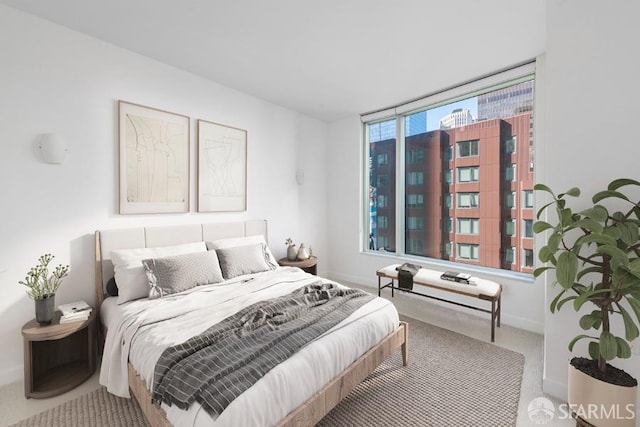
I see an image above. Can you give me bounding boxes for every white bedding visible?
[99,267,399,427]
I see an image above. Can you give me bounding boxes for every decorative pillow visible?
[206,235,278,269]
[216,243,276,279]
[111,241,207,304]
[106,277,119,297]
[142,251,224,299]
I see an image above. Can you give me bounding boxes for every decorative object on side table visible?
[297,243,310,260]
[285,238,297,261]
[534,179,640,426]
[19,254,69,325]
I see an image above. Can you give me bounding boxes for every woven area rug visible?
[12,316,524,427]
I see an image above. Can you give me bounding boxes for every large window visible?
[364,63,535,273]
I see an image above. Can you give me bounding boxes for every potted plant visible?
[534,178,640,426]
[19,254,69,325]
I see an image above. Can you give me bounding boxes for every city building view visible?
[368,79,535,274]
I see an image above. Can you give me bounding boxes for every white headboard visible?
[94,220,268,314]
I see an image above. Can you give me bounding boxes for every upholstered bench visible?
[376,264,502,342]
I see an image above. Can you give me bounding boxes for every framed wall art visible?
[197,119,247,212]
[119,101,190,214]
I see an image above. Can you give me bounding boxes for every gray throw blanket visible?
[152,281,374,417]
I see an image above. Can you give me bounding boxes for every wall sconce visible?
[39,133,68,164]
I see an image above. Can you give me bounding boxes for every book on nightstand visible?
[58,300,92,323]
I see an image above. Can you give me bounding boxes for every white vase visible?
[297,244,309,260]
[287,245,297,261]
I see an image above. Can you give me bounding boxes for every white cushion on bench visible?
[377,264,500,298]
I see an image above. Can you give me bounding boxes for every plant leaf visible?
[534,266,552,278]
[618,304,639,341]
[536,200,557,220]
[549,289,566,313]
[626,297,640,325]
[627,259,640,279]
[534,183,554,195]
[603,226,622,240]
[557,295,577,311]
[559,187,581,198]
[568,334,592,352]
[579,314,598,330]
[533,221,553,234]
[593,190,630,204]
[556,251,578,289]
[608,178,640,191]
[538,246,555,263]
[616,337,632,359]
[560,208,574,227]
[596,245,630,267]
[572,218,604,234]
[574,234,617,248]
[599,331,618,361]
[588,341,600,360]
[579,205,609,222]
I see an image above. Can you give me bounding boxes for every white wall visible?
[541,0,640,404]
[0,5,327,386]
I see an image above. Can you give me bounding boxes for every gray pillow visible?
[216,243,275,279]
[142,251,224,299]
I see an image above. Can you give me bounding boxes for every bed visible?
[95,220,408,427]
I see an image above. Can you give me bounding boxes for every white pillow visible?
[206,235,278,268]
[111,241,207,304]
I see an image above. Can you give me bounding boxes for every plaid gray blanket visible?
[151,281,374,416]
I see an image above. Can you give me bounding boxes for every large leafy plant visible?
[534,178,640,374]
[18,254,69,300]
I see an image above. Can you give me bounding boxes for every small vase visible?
[297,244,310,260]
[287,245,297,261]
[35,294,55,326]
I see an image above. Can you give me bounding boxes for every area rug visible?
[11,316,524,427]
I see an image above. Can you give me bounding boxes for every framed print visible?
[119,101,189,214]
[197,119,247,212]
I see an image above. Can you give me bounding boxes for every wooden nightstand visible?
[22,309,96,399]
[278,257,318,275]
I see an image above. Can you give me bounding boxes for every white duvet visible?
[100,267,399,427]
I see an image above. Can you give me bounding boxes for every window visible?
[407,172,424,185]
[378,216,388,229]
[457,218,479,235]
[457,243,479,260]
[523,190,534,208]
[363,64,535,274]
[505,164,516,182]
[504,220,516,236]
[407,194,424,208]
[457,192,479,208]
[457,140,479,157]
[407,216,424,230]
[523,219,534,238]
[505,191,516,209]
[457,166,479,183]
[407,149,424,164]
[505,247,515,264]
[523,249,534,267]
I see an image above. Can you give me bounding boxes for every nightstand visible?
[278,257,318,275]
[21,309,96,399]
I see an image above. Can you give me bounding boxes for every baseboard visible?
[543,376,567,402]
[329,271,544,334]
[0,364,23,388]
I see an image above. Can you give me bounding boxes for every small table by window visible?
[278,257,318,275]
[22,309,96,398]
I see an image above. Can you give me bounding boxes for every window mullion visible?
[396,115,405,256]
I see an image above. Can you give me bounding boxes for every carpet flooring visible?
[11,316,524,426]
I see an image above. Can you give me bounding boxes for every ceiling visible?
[0,0,546,122]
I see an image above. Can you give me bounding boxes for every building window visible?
[457,243,479,260]
[505,191,516,209]
[504,220,516,236]
[407,172,424,185]
[363,65,535,274]
[378,235,388,250]
[457,218,479,235]
[407,194,424,208]
[457,166,479,183]
[378,216,388,229]
[523,249,534,267]
[523,219,534,238]
[505,164,516,182]
[505,247,516,264]
[457,140,479,158]
[407,149,424,164]
[457,192,479,208]
[523,190,534,208]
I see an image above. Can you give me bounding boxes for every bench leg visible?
[391,279,394,298]
[378,276,381,297]
[491,299,496,342]
[497,294,501,327]
[401,322,408,366]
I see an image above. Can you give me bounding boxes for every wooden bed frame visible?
[94,222,408,427]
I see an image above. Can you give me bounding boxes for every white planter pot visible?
[568,363,637,427]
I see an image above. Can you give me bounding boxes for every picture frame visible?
[118,101,190,214]
[197,119,247,212]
